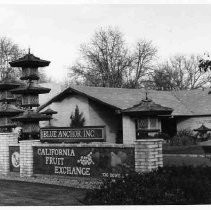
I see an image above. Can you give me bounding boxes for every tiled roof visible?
[12,110,51,122]
[172,89,211,116]
[10,83,51,94]
[0,104,23,116]
[9,53,50,68]
[41,108,58,115]
[38,85,211,116]
[122,98,173,114]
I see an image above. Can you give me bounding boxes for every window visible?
[137,117,158,130]
[137,118,148,129]
[150,118,157,128]
[136,117,159,139]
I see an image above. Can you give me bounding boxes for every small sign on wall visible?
[33,146,134,178]
[9,146,20,172]
[40,126,105,143]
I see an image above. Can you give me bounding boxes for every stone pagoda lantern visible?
[122,94,173,140]
[40,108,57,127]
[9,50,51,140]
[194,124,211,141]
[0,78,23,132]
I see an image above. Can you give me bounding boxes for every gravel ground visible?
[0,172,102,189]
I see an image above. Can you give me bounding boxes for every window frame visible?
[136,117,158,130]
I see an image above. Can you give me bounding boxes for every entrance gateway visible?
[0,50,164,184]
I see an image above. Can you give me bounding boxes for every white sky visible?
[1,2,211,82]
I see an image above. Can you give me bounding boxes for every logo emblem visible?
[11,152,20,168]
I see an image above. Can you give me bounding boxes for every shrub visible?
[70,105,85,128]
[83,166,211,205]
[154,132,170,141]
[177,129,194,137]
[169,129,197,146]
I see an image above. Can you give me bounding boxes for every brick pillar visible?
[135,139,163,173]
[19,140,40,177]
[0,133,18,175]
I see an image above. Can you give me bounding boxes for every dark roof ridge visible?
[70,85,147,91]
[171,88,211,92]
[70,85,177,93]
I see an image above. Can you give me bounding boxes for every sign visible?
[33,146,135,178]
[40,126,105,143]
[9,146,20,172]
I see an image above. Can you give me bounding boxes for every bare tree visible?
[68,28,157,89]
[0,37,24,80]
[68,27,133,88]
[39,69,52,83]
[151,55,211,90]
[124,40,157,88]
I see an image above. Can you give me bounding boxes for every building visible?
[38,85,211,144]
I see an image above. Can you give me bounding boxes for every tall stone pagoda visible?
[0,77,23,132]
[10,50,51,140]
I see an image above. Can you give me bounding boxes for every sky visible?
[0,3,211,82]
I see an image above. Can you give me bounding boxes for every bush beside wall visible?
[83,166,211,205]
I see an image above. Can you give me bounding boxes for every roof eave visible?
[37,86,120,112]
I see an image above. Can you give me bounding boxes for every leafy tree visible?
[70,105,85,128]
[151,69,174,90]
[199,54,211,72]
[0,36,24,80]
[151,55,211,90]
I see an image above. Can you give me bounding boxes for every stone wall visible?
[0,133,164,187]
[17,139,163,177]
[20,140,41,177]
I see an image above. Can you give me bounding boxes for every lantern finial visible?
[145,91,148,100]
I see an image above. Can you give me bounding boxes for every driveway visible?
[0,180,86,206]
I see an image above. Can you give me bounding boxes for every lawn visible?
[163,145,205,154]
[0,180,86,206]
[163,144,211,167]
[164,155,211,167]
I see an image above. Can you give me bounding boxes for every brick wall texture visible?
[135,139,163,172]
[20,140,41,177]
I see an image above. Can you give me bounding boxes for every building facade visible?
[39,85,211,143]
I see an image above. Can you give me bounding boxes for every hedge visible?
[83,166,211,205]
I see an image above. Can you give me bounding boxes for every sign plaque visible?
[40,126,105,143]
[33,146,135,178]
[9,146,20,172]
